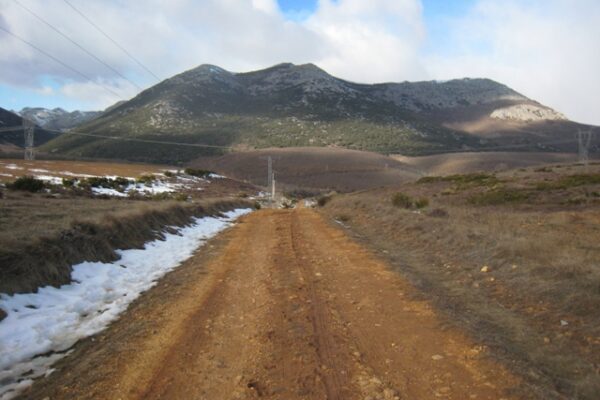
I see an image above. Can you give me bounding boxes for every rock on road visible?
[23,208,522,399]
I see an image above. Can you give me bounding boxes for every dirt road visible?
[24,208,523,399]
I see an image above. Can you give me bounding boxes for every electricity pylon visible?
[23,119,35,160]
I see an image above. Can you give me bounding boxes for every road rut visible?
[23,208,522,399]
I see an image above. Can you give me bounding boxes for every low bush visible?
[468,188,530,206]
[82,176,132,191]
[62,178,76,188]
[317,195,331,207]
[184,168,213,178]
[414,197,429,209]
[391,192,413,209]
[137,174,156,185]
[7,176,45,192]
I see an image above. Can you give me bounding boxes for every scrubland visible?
[322,162,600,399]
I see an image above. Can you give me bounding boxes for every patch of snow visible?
[28,168,49,173]
[0,208,252,400]
[58,171,98,178]
[0,173,12,177]
[91,187,128,197]
[33,175,63,185]
[208,173,225,179]
[4,164,22,170]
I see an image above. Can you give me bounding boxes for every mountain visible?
[40,63,596,164]
[18,107,101,131]
[0,107,60,149]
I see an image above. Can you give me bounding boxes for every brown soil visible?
[392,152,585,175]
[190,147,420,192]
[23,208,525,399]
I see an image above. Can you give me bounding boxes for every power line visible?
[62,0,162,83]
[55,130,235,150]
[13,0,144,91]
[0,124,596,154]
[0,24,123,99]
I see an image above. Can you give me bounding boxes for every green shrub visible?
[62,177,76,187]
[391,192,413,208]
[317,195,331,207]
[468,188,530,206]
[7,176,45,192]
[173,193,189,202]
[163,171,174,177]
[137,174,156,185]
[184,168,213,178]
[254,201,262,210]
[414,197,429,209]
[82,176,132,191]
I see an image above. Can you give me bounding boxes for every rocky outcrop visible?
[490,104,567,122]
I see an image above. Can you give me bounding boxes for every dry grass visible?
[0,158,173,183]
[321,162,600,399]
[392,152,586,175]
[0,191,178,254]
[0,189,252,295]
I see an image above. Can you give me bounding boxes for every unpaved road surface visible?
[23,208,523,399]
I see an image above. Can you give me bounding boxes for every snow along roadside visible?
[0,208,252,400]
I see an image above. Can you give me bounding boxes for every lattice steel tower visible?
[23,118,35,160]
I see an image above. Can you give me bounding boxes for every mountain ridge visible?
[18,107,102,132]
[40,62,594,164]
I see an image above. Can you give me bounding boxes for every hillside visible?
[190,147,420,192]
[40,63,597,164]
[392,151,591,175]
[18,107,101,131]
[321,162,600,399]
[0,107,60,149]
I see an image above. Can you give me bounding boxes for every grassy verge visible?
[0,191,251,295]
[320,163,600,399]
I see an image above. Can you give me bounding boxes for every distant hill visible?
[40,63,598,164]
[18,107,101,132]
[0,107,60,149]
[189,147,420,192]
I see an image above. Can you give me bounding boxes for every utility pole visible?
[577,129,592,168]
[23,118,35,160]
[267,156,273,206]
[271,171,276,205]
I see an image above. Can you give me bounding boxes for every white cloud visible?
[426,0,600,125]
[0,0,598,125]
[306,0,427,83]
[59,79,138,108]
[34,86,54,96]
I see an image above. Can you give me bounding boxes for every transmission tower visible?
[23,119,35,160]
[576,129,592,168]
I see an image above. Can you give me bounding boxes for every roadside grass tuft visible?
[392,192,429,209]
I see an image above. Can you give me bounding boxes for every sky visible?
[0,0,598,125]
